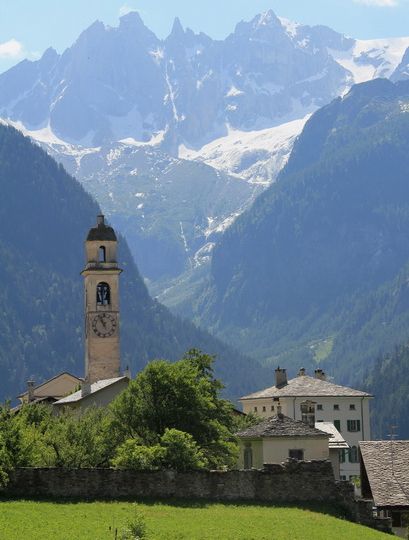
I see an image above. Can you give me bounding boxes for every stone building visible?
[240,367,372,480]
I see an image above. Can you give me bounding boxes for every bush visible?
[160,429,207,471]
[112,439,165,470]
[120,508,148,539]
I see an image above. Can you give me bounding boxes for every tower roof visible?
[86,215,117,242]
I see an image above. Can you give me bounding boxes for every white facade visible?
[240,369,372,480]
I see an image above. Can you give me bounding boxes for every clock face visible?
[92,313,117,338]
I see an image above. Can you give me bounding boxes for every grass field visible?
[0,499,390,540]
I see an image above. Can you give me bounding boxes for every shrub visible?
[160,429,207,471]
[112,439,165,470]
[120,508,148,539]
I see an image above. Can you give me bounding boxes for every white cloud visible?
[0,39,24,59]
[354,0,398,6]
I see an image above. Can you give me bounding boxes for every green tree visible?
[110,349,237,468]
[42,407,114,468]
[160,429,207,471]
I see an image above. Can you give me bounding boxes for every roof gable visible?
[18,372,82,399]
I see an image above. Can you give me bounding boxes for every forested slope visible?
[0,124,267,401]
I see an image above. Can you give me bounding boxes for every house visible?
[16,372,82,408]
[236,413,330,470]
[53,376,129,411]
[240,367,372,480]
[360,441,409,537]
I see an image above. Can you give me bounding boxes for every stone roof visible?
[53,377,127,405]
[360,441,409,508]
[315,422,349,449]
[241,375,372,400]
[236,414,330,439]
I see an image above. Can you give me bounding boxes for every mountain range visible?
[0,122,268,402]
[1,10,409,285]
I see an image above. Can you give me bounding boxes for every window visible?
[262,406,266,412]
[96,282,110,306]
[289,449,304,461]
[317,404,323,410]
[270,405,275,412]
[349,404,356,410]
[254,406,258,413]
[347,420,361,432]
[334,420,341,432]
[98,246,106,262]
[339,449,347,463]
[333,404,339,410]
[349,446,359,463]
[300,401,315,427]
[340,475,347,481]
[244,444,253,470]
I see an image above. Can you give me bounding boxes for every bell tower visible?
[82,215,122,383]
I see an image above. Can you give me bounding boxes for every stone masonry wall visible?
[6,460,341,502]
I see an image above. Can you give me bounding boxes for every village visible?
[5,215,407,539]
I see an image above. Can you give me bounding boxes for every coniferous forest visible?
[0,124,268,402]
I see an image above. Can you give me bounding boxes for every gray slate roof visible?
[315,422,349,449]
[236,414,330,439]
[360,441,409,508]
[54,377,126,405]
[241,375,372,400]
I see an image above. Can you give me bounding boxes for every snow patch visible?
[179,116,308,185]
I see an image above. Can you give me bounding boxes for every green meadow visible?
[0,499,389,540]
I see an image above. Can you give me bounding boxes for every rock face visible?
[0,10,370,148]
[391,46,409,82]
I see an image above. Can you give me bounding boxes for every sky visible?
[0,0,409,74]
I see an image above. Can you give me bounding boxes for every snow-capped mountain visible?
[1,10,409,287]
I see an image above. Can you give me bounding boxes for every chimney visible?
[81,378,91,398]
[314,369,326,381]
[97,214,105,226]
[275,367,287,388]
[298,367,306,377]
[27,380,35,402]
[124,365,131,379]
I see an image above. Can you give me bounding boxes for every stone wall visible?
[6,460,341,502]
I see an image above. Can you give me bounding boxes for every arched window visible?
[349,446,359,463]
[96,282,110,306]
[244,443,253,470]
[99,246,106,262]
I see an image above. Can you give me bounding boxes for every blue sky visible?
[0,0,409,74]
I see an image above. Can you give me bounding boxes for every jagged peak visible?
[170,17,185,37]
[253,9,281,29]
[40,47,59,62]
[119,10,145,29]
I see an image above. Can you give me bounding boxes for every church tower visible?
[82,215,122,384]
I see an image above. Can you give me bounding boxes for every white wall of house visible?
[241,395,371,479]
